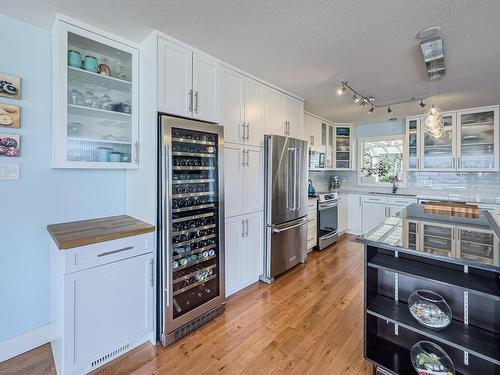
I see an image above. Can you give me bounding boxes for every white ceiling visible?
[4,0,500,123]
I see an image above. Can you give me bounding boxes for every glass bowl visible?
[408,290,452,329]
[411,341,455,375]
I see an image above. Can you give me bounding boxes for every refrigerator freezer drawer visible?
[267,217,308,279]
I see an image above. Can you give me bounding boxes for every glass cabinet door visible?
[54,21,139,168]
[457,228,497,264]
[335,126,351,169]
[457,108,498,171]
[422,223,454,257]
[422,114,456,170]
[406,118,420,170]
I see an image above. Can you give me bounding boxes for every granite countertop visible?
[47,215,155,250]
[335,187,500,205]
[362,204,500,272]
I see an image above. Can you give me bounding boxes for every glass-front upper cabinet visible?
[422,113,456,171]
[335,125,352,169]
[406,117,420,170]
[53,20,139,168]
[457,106,499,171]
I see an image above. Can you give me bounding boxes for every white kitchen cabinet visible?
[304,113,324,151]
[264,86,304,138]
[456,106,499,171]
[157,37,193,118]
[347,194,363,235]
[50,232,155,375]
[338,195,348,234]
[406,116,421,171]
[286,96,304,140]
[264,86,287,136]
[333,124,354,170]
[158,37,219,123]
[52,19,139,169]
[362,202,388,233]
[192,51,219,122]
[244,77,265,147]
[220,67,265,147]
[224,144,263,218]
[225,211,263,296]
[220,67,244,145]
[307,199,317,251]
[422,113,457,171]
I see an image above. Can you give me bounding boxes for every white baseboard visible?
[0,324,53,363]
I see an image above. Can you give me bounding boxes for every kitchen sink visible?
[368,191,417,197]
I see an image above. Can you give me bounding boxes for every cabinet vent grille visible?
[174,305,224,340]
[90,343,130,369]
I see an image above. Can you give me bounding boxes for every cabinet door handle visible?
[241,220,245,237]
[194,91,199,113]
[246,150,249,166]
[417,158,420,169]
[245,219,249,237]
[457,156,461,169]
[150,258,154,288]
[359,196,362,206]
[188,89,193,112]
[241,150,246,167]
[241,122,246,141]
[97,246,134,257]
[246,122,250,141]
[311,135,314,146]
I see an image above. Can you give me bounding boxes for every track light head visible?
[360,97,368,106]
[352,94,360,103]
[368,97,375,103]
[420,99,426,108]
[336,82,347,96]
[387,106,392,114]
[368,105,375,113]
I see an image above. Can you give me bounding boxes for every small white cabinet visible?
[224,144,263,217]
[220,66,265,147]
[50,231,155,375]
[347,194,363,235]
[307,199,317,250]
[264,86,304,138]
[362,200,388,233]
[158,37,219,123]
[338,195,348,234]
[225,211,263,296]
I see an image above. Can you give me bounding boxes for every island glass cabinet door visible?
[420,221,455,258]
[456,106,499,171]
[421,114,456,171]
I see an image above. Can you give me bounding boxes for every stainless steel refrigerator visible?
[260,134,309,283]
[158,115,225,346]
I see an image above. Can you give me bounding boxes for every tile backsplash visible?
[309,170,500,199]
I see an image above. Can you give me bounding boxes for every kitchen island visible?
[361,204,500,375]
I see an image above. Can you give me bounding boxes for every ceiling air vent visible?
[420,36,445,80]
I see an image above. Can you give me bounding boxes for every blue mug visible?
[68,50,81,68]
[84,55,98,73]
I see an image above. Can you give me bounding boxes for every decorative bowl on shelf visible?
[408,290,452,329]
[411,341,455,375]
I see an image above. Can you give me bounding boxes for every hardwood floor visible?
[0,235,372,375]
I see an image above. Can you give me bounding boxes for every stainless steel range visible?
[317,192,338,250]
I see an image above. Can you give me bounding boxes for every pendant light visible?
[423,64,444,139]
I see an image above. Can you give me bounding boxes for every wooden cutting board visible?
[47,215,155,250]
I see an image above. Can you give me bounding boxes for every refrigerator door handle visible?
[287,148,295,210]
[272,218,310,233]
[295,148,301,211]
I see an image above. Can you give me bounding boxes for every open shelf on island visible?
[367,253,500,301]
[367,295,500,365]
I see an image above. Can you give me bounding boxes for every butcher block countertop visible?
[47,215,155,250]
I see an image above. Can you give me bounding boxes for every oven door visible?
[317,201,338,250]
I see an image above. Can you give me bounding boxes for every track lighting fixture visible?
[336,80,428,116]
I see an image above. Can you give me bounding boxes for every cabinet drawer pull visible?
[97,246,134,257]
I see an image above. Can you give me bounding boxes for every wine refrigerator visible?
[158,115,225,346]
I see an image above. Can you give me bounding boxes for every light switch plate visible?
[0,163,19,180]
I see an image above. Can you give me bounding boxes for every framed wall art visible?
[0,134,20,157]
[0,73,21,100]
[0,104,20,128]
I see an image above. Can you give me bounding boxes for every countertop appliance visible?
[260,134,309,283]
[317,192,338,250]
[158,115,225,346]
